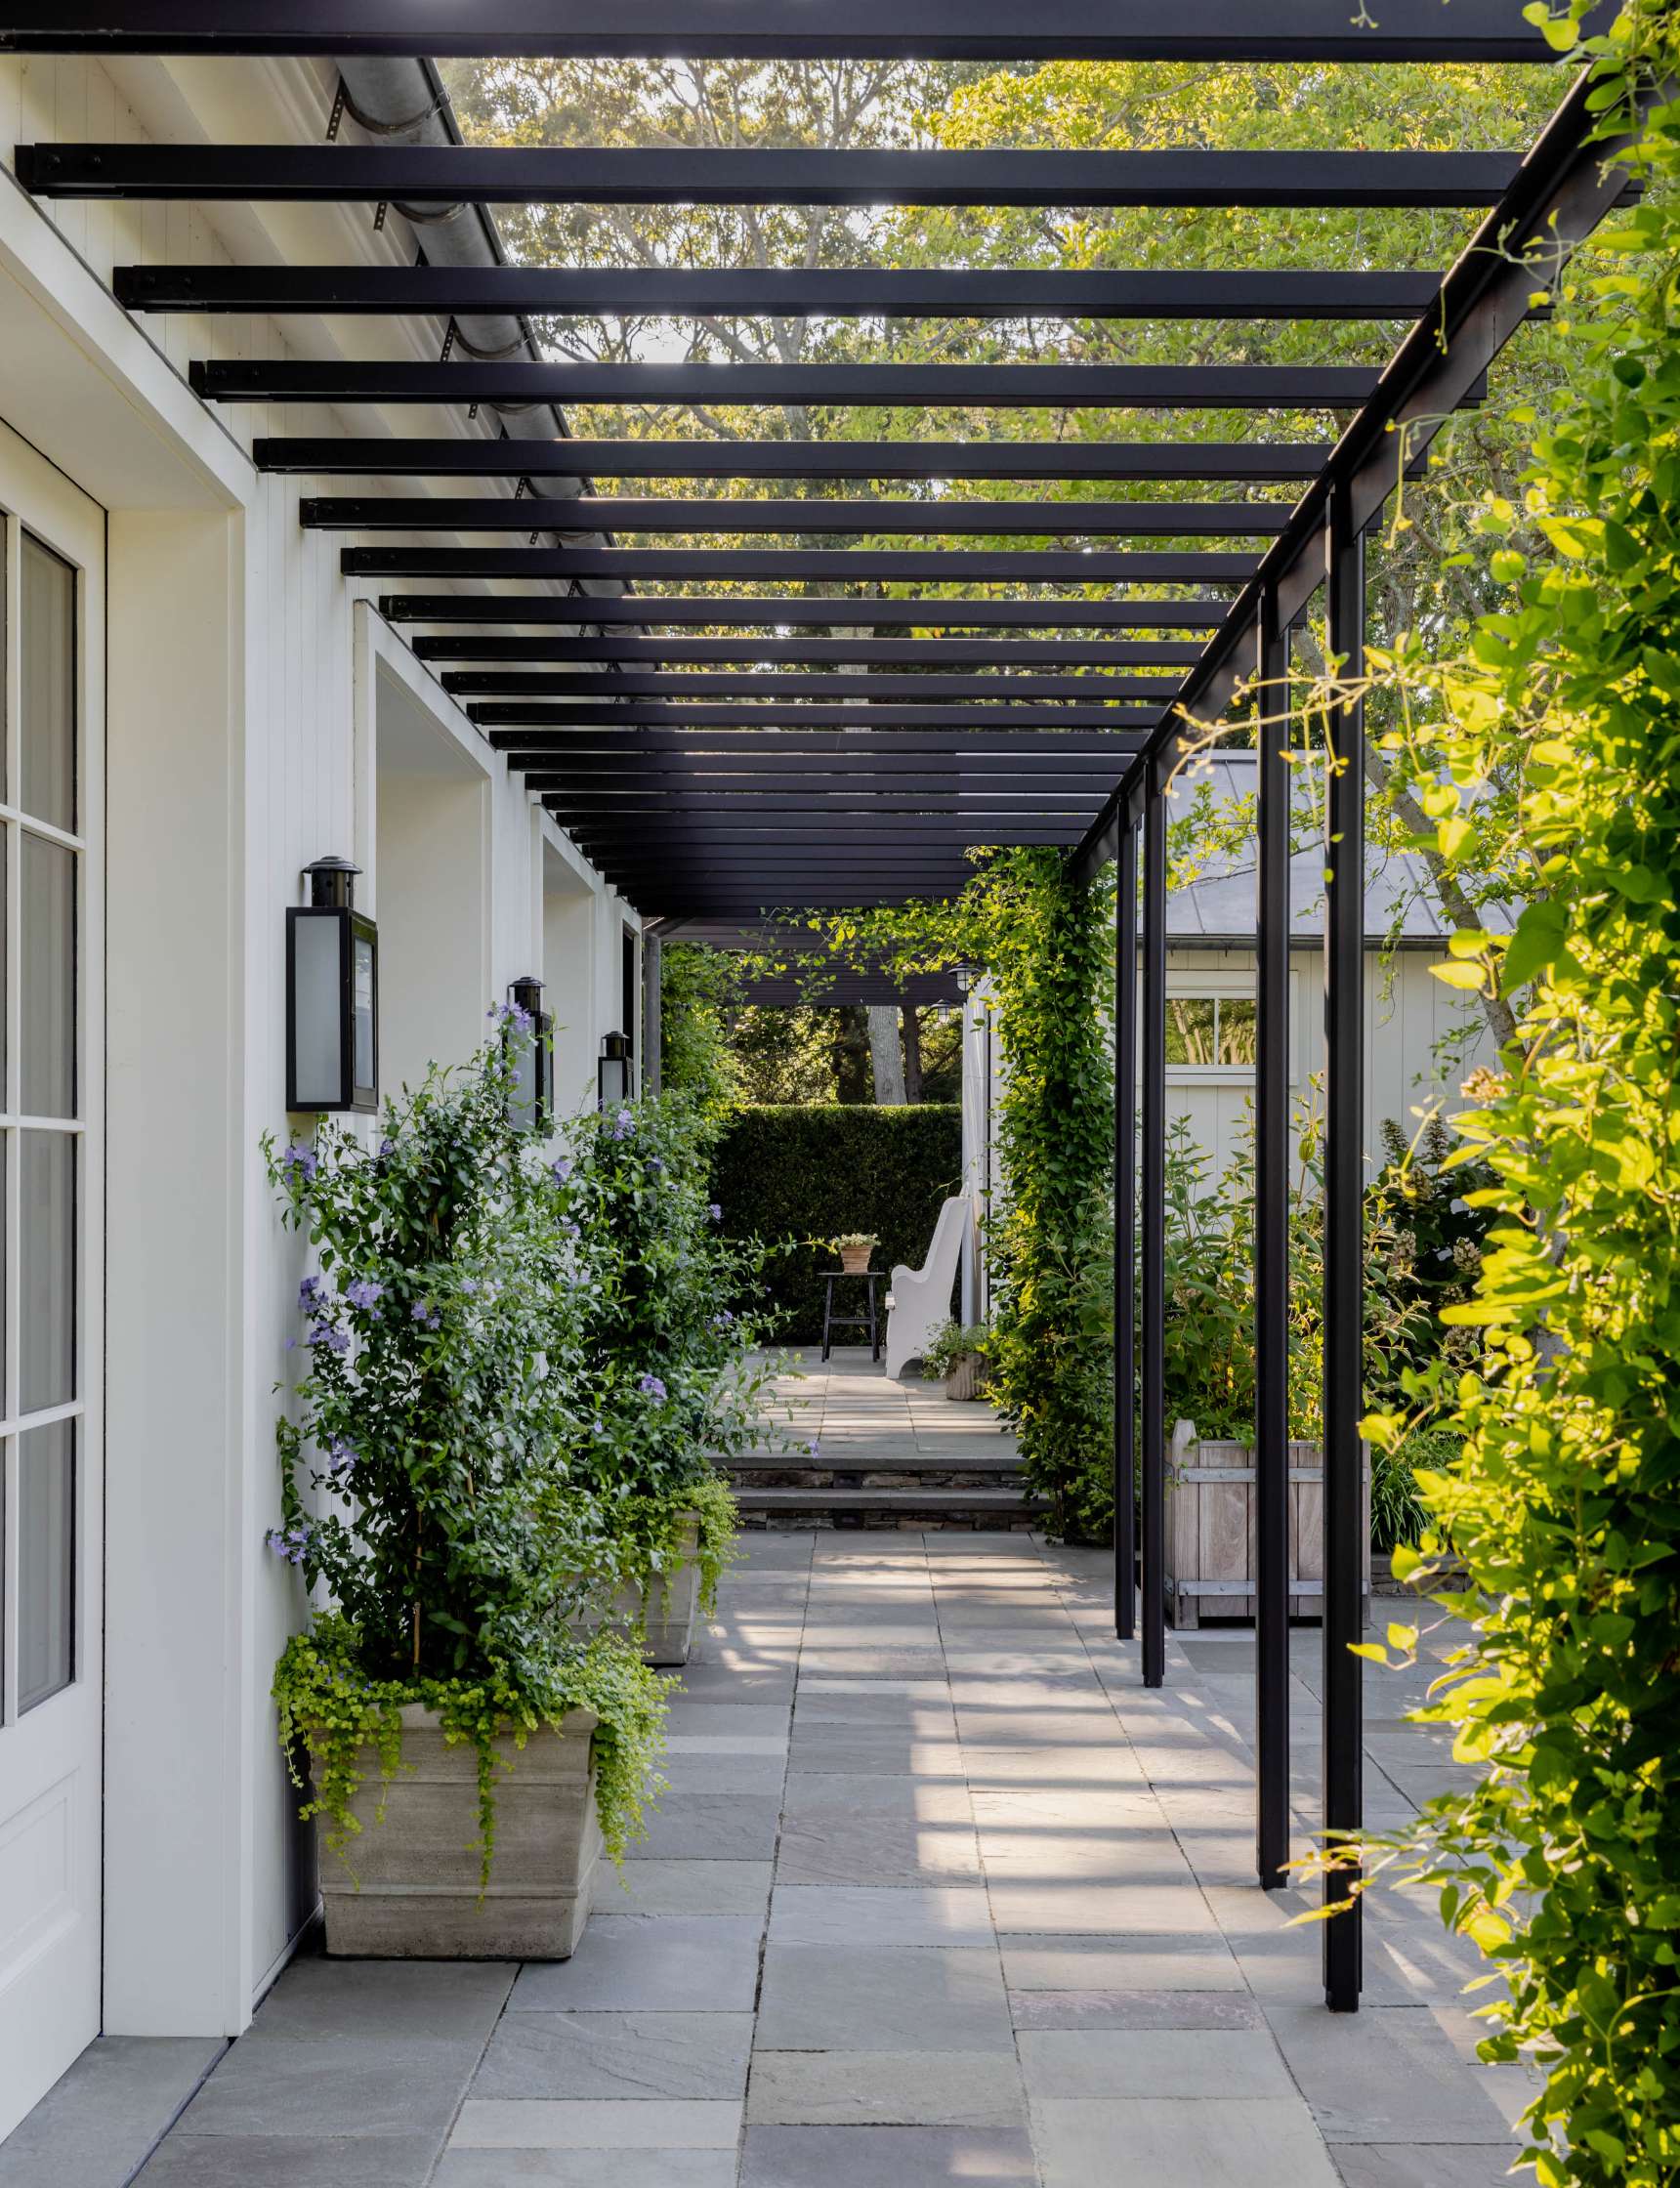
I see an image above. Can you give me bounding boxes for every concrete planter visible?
[320,1704,603,1959]
[1163,1419,1370,1628]
[576,1511,702,1667]
[944,1353,987,1402]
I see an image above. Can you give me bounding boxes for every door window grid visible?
[0,518,83,1726]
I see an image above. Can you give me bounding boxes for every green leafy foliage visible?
[709,1104,962,1341]
[1314,14,1680,2179]
[919,1322,992,1383]
[264,1041,770,1885]
[659,943,744,1113]
[806,850,1114,1539]
[273,1616,665,1881]
[545,1090,783,1599]
[264,1032,670,1880]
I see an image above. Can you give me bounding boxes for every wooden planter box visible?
[1163,1419,1369,1628]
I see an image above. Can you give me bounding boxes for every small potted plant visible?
[833,1231,878,1275]
[264,1031,666,1959]
[921,1319,991,1401]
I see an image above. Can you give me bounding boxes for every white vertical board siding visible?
[1,50,632,2036]
[1161,946,1499,1183]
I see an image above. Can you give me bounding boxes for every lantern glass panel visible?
[598,1055,630,1110]
[290,911,343,1108]
[351,921,377,1110]
[510,1041,541,1134]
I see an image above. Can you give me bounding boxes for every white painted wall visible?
[0,49,643,2091]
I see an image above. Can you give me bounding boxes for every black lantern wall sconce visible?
[505,975,553,1135]
[286,856,378,1114]
[598,1030,632,1112]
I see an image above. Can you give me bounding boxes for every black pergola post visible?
[1254,587,1292,1889]
[1113,820,1138,1642]
[1140,783,1168,1690]
[1323,482,1365,2010]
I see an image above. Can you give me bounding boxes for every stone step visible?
[735,1484,1047,1533]
[724,1450,1026,1476]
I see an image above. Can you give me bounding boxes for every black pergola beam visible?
[487,732,1146,754]
[309,497,1294,539]
[200,360,1406,408]
[561,829,1088,851]
[347,547,1258,584]
[413,637,1209,668]
[1071,63,1638,878]
[478,704,1162,730]
[25,146,1525,209]
[124,266,1447,322]
[382,596,1228,630]
[550,799,1110,820]
[0,4,1603,61]
[521,774,1128,800]
[262,440,1334,484]
[445,673,1183,702]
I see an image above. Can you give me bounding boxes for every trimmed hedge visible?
[710,1105,963,1344]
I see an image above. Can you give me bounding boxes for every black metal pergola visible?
[2,0,1629,2012]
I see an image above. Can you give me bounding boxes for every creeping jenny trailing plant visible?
[265,1031,667,1882]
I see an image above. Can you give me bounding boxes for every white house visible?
[1158,753,1501,1179]
[0,50,648,2140]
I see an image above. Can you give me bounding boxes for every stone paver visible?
[13,1413,1526,2188]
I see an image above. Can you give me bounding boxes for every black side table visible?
[820,1269,883,1364]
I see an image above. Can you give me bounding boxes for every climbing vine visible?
[1307,9,1680,2181]
[811,848,1115,1538]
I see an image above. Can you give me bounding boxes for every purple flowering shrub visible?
[542,1093,789,1602]
[263,1031,666,1874]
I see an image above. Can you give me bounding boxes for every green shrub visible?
[263,1034,667,1883]
[709,1104,963,1342]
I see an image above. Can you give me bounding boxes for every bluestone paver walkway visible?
[90,1527,1529,2188]
[758,1346,1024,1467]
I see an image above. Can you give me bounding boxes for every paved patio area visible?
[760,1346,1025,1464]
[5,1528,1527,2188]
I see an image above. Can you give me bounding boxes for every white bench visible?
[884,1195,970,1379]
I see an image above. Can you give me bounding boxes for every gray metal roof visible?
[1165,751,1488,946]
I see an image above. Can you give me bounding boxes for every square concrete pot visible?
[319,1703,603,1958]
[575,1511,702,1668]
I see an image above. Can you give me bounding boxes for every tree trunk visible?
[902,1003,923,1103]
[868,1003,907,1105]
[833,1004,872,1104]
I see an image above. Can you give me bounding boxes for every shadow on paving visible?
[6,1533,1522,2188]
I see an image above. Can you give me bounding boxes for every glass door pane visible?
[21,833,74,1118]
[20,536,74,833]
[21,1131,74,1416]
[18,1420,73,1713]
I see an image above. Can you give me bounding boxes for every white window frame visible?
[1164,966,1298,1084]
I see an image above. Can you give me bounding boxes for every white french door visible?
[0,423,105,2143]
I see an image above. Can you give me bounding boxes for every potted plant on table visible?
[832,1231,878,1274]
[550,1094,781,1667]
[264,1035,666,1959]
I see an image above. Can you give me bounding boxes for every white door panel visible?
[0,419,104,2144]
